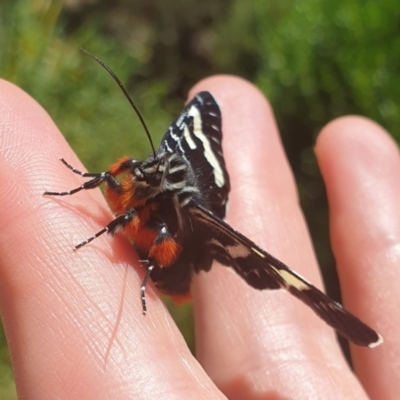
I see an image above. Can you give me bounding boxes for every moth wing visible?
[160,91,230,219]
[190,203,382,348]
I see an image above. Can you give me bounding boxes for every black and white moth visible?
[45,57,383,349]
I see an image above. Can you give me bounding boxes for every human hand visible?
[0,76,396,399]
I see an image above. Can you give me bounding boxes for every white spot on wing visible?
[208,239,250,258]
[252,247,266,258]
[195,94,205,105]
[369,334,384,348]
[183,125,197,150]
[269,266,309,291]
[165,142,173,152]
[175,113,186,127]
[169,128,179,142]
[188,105,225,188]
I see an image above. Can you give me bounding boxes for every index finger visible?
[0,79,225,399]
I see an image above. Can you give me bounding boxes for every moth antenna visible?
[81,48,157,158]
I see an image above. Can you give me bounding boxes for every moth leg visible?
[44,158,121,196]
[74,207,137,250]
[140,224,182,314]
[140,263,155,315]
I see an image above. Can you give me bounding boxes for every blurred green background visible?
[1,0,399,397]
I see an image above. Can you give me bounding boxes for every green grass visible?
[0,324,16,400]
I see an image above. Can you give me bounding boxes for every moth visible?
[45,52,382,348]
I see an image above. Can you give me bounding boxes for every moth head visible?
[131,153,169,200]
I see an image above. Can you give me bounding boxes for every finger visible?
[190,77,369,399]
[0,80,225,399]
[316,116,399,399]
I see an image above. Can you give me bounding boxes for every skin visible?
[0,76,398,399]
